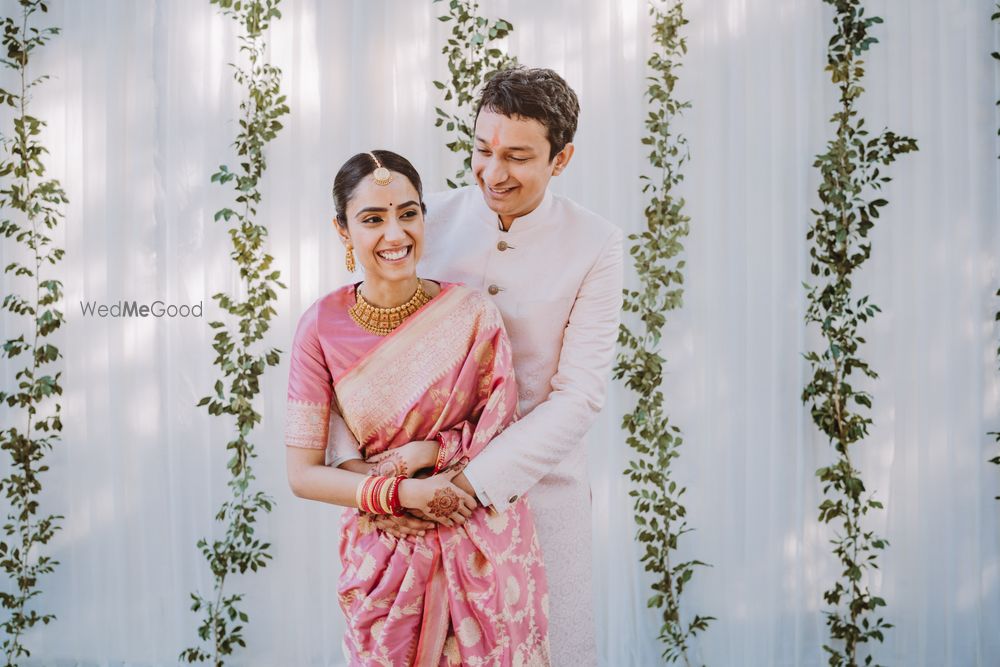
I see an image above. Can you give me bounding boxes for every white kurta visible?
[330,185,623,666]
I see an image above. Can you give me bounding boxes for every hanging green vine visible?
[989,4,1000,493]
[614,2,711,664]
[0,2,66,665]
[180,1,288,664]
[803,2,917,665]
[994,4,1000,160]
[432,0,516,188]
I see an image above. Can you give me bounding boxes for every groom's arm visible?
[326,407,364,468]
[462,227,624,513]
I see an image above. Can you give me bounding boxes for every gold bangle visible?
[378,476,392,514]
[434,438,448,473]
[355,478,366,511]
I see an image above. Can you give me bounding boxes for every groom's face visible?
[472,109,569,223]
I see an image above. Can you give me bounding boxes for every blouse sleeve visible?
[285,303,332,449]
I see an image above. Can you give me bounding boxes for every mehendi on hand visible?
[371,451,408,478]
[426,488,461,519]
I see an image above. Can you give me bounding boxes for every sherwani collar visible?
[475,188,555,233]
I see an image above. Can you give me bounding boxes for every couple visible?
[285,67,623,666]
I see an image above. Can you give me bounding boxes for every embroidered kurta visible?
[287,283,550,666]
[329,186,624,666]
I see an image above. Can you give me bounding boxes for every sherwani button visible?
[488,284,500,295]
[508,495,519,503]
[497,240,510,251]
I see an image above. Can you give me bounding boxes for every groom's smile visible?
[471,108,573,231]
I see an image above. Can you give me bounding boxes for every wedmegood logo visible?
[79,300,203,318]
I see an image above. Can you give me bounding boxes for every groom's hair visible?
[475,67,580,161]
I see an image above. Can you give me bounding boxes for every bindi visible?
[490,129,501,148]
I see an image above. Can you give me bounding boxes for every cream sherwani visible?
[329,185,623,666]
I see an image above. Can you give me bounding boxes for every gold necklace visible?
[349,280,431,336]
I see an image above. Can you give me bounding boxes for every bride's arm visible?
[287,446,475,526]
[287,446,370,506]
[286,302,469,524]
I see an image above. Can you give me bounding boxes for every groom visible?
[330,67,622,665]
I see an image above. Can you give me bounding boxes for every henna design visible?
[442,456,469,475]
[426,488,461,518]
[371,451,408,478]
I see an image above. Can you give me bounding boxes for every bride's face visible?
[339,173,424,283]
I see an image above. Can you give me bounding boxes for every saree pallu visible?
[285,283,550,667]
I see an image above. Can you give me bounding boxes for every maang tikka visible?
[368,152,393,186]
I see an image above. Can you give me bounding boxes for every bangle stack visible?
[356,475,406,517]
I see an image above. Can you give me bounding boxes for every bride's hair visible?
[332,150,427,228]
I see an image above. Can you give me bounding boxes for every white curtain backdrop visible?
[0,0,997,665]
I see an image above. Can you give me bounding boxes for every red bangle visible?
[358,477,372,512]
[361,476,379,514]
[390,475,406,517]
[362,475,388,514]
[433,434,448,474]
[371,476,389,514]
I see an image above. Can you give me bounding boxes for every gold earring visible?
[345,244,356,272]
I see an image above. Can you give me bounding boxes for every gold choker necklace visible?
[349,280,431,336]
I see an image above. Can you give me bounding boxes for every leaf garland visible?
[180,1,288,664]
[803,2,917,665]
[613,2,711,664]
[0,2,66,664]
[432,0,516,188]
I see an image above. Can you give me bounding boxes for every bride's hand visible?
[366,439,438,478]
[397,464,475,527]
[370,512,436,538]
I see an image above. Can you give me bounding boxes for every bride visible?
[284,150,550,666]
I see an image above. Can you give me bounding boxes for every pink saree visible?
[285,282,550,667]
